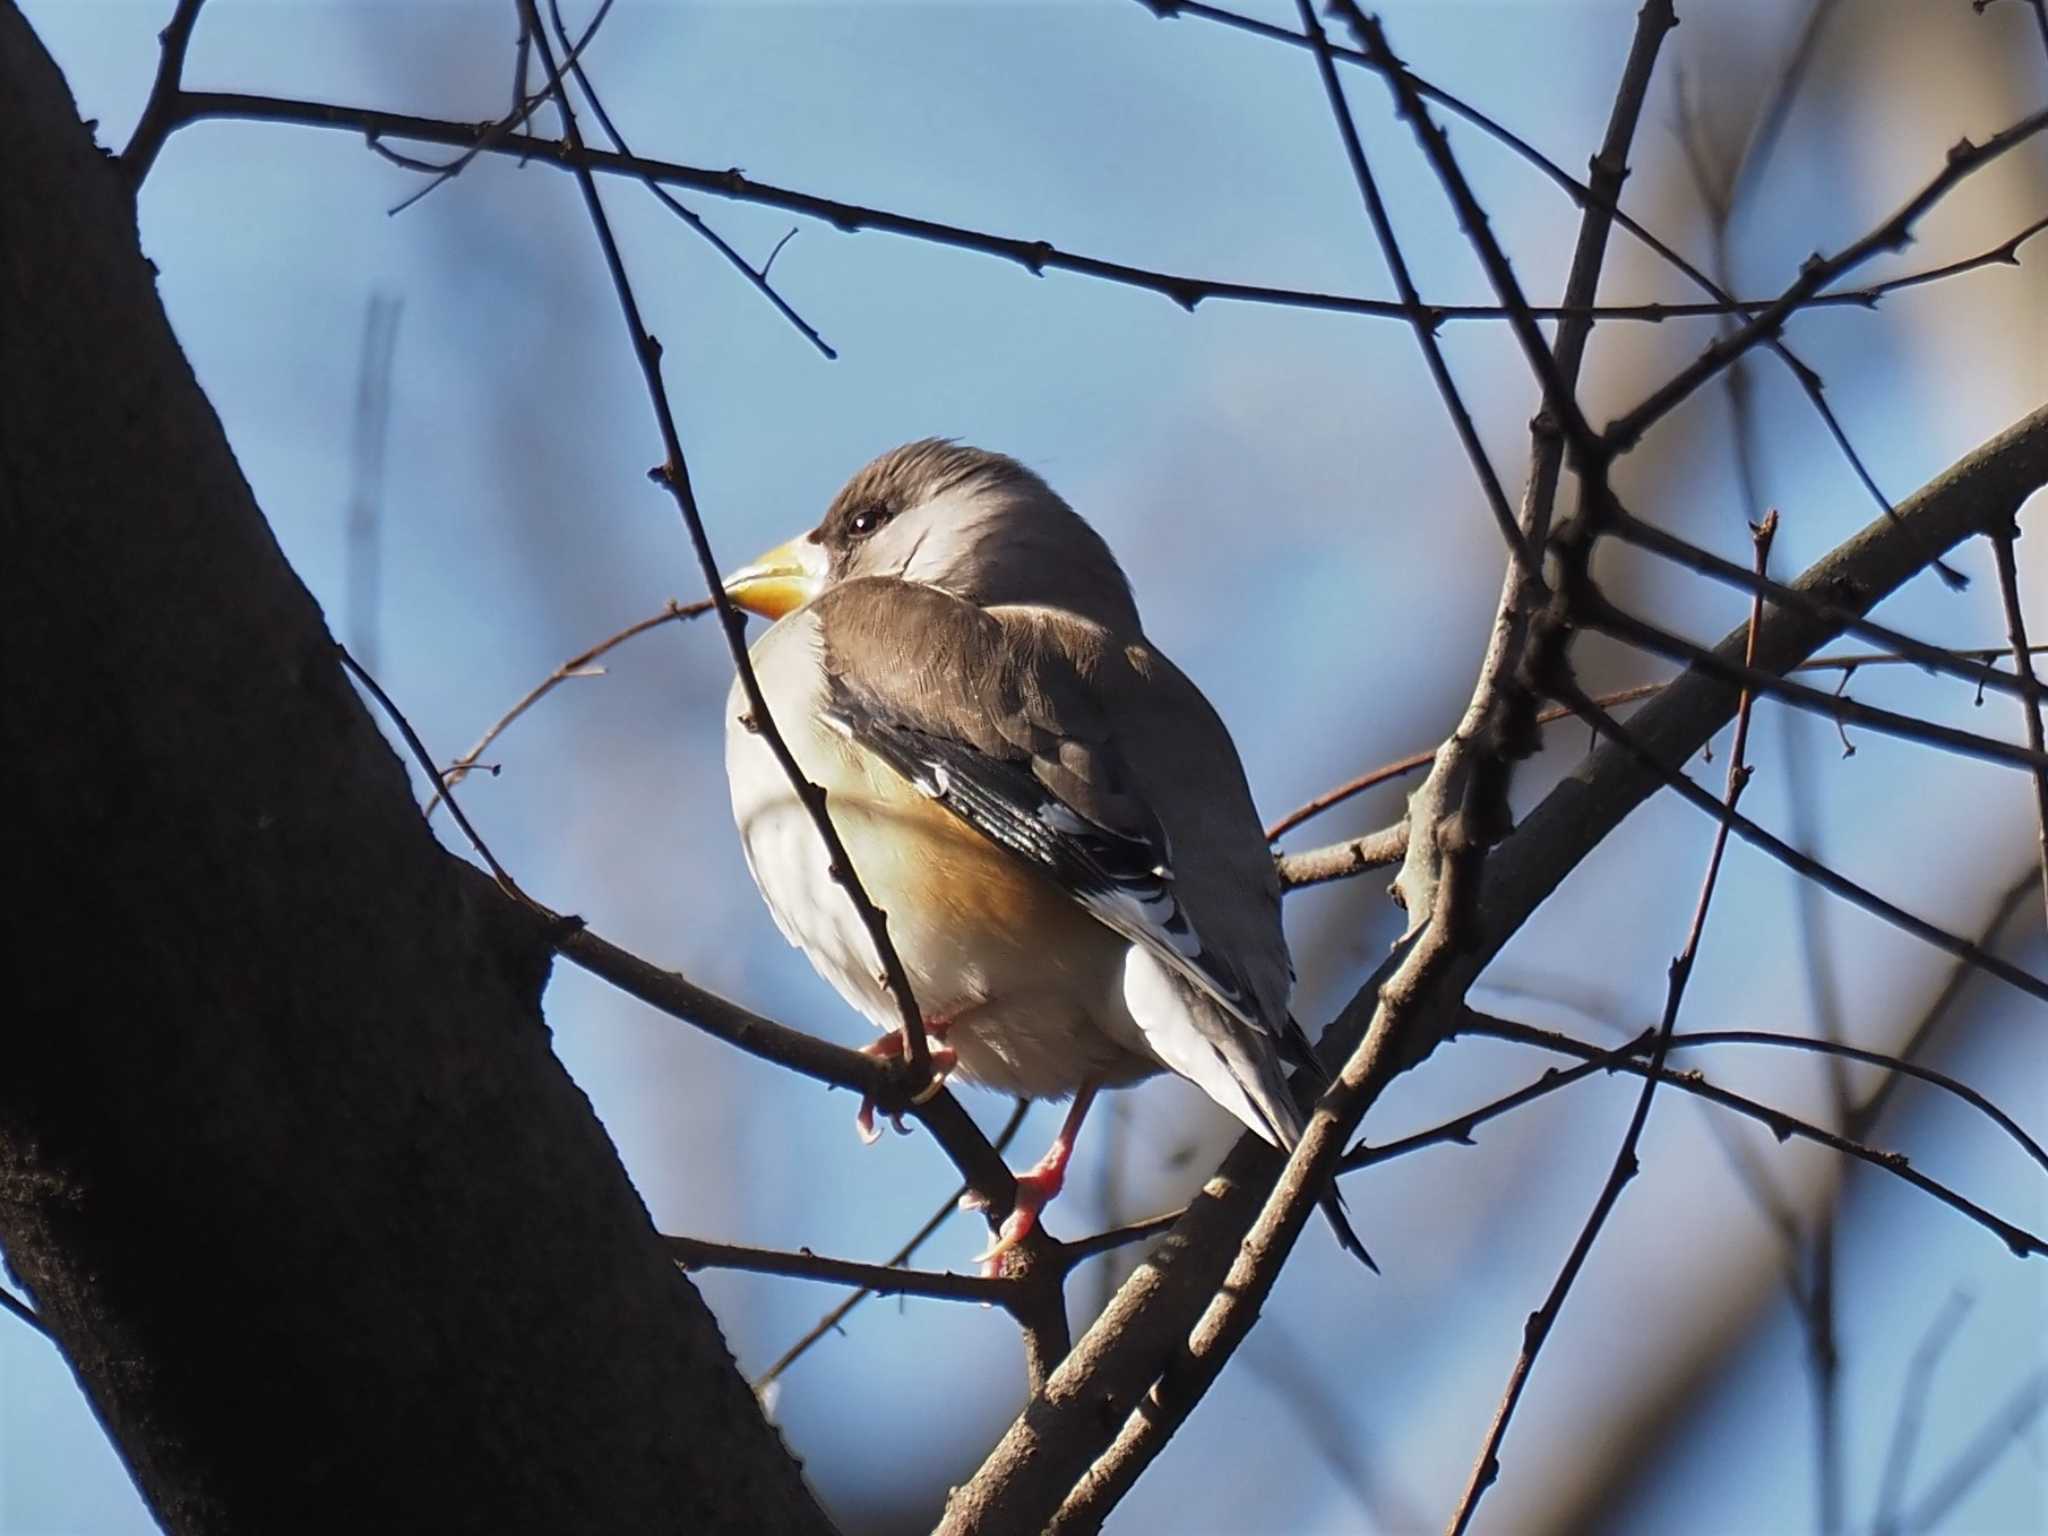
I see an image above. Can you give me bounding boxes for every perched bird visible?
[721,441,1364,1268]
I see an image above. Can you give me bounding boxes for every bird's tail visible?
[1246,1028,1378,1275]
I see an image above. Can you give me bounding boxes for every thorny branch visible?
[144,90,2040,331]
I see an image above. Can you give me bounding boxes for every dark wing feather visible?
[814,580,1265,1028]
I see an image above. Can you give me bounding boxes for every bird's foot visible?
[854,1021,955,1145]
[969,1158,1068,1277]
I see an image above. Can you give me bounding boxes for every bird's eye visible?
[847,505,891,538]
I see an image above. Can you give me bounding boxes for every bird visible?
[720,440,1366,1270]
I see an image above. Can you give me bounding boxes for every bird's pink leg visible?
[974,1083,1100,1273]
[854,1019,956,1144]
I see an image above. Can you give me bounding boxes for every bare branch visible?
[1606,509,2034,704]
[539,0,834,358]
[1276,823,1407,891]
[120,0,206,185]
[1897,1369,2048,1534]
[1448,510,1775,1536]
[1609,107,2048,451]
[1551,678,2048,1007]
[153,91,2038,332]
[666,1234,1013,1306]
[1293,0,1538,583]
[1465,1012,2048,1261]
[943,407,2048,1536]
[512,7,939,1098]
[1581,592,2048,773]
[754,1099,1031,1393]
[1872,1291,1974,1536]
[426,598,712,817]
[381,0,618,218]
[1989,527,2048,928]
[1267,647,2048,846]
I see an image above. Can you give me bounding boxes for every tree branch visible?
[1448,511,1773,1535]
[942,402,2048,1536]
[513,6,938,1092]
[666,1234,1013,1306]
[1989,526,2048,928]
[151,90,2038,330]
[1608,107,2048,451]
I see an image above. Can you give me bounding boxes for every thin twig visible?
[1293,0,1537,584]
[1062,1003,2048,1267]
[1608,107,2048,451]
[541,0,835,358]
[512,7,935,1091]
[120,0,206,185]
[1989,527,2048,929]
[1607,508,2030,704]
[425,598,712,816]
[753,1099,1030,1393]
[1446,511,1775,1536]
[1275,823,1407,891]
[382,0,618,218]
[1648,1031,2047,1173]
[1465,1013,2048,1261]
[1550,680,2048,1007]
[338,644,536,905]
[1872,1291,1974,1536]
[1266,647,2048,844]
[665,1234,1013,1306]
[1896,1368,2048,1534]
[1580,591,2048,774]
[156,92,2043,330]
[1337,4,1604,463]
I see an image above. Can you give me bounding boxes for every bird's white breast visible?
[721,612,1156,1100]
[723,619,896,1032]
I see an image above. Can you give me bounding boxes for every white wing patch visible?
[1120,948,1294,1147]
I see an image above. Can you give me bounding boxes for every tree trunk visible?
[0,8,832,1532]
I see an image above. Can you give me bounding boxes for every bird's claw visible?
[909,1044,957,1105]
[855,1039,956,1141]
[970,1160,1066,1276]
[974,1205,1041,1277]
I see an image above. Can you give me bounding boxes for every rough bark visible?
[0,9,833,1532]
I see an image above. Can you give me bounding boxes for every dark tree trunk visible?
[0,8,832,1532]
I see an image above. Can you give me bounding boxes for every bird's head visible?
[721,440,1139,629]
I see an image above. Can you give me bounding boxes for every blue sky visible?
[7,3,2046,1532]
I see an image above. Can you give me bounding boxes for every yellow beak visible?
[720,533,827,620]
